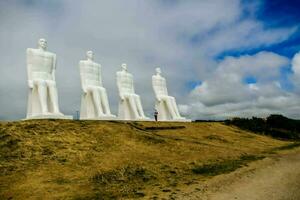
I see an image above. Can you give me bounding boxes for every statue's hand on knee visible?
[82,87,88,94]
[28,80,34,89]
[156,96,162,102]
[46,80,56,87]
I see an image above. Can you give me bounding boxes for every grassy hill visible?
[0,120,296,199]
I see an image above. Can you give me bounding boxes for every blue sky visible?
[0,0,300,120]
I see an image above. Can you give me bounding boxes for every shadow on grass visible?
[272,142,300,151]
[192,155,265,176]
[88,166,156,199]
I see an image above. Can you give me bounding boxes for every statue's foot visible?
[138,116,149,120]
[54,112,64,116]
[174,117,186,120]
[106,113,116,117]
[42,112,52,116]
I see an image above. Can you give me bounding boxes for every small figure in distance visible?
[154,109,158,122]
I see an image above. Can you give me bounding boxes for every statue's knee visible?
[35,80,46,86]
[99,87,106,93]
[46,81,56,87]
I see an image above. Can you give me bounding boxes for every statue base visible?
[26,114,73,120]
[80,115,117,120]
[118,117,154,122]
[158,118,192,122]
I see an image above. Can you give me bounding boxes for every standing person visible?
[154,109,158,121]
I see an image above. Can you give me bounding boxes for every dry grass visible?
[0,120,291,199]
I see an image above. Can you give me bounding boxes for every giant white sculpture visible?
[79,51,115,119]
[116,64,148,120]
[152,67,189,121]
[26,38,72,119]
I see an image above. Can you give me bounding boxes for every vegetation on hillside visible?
[225,114,300,140]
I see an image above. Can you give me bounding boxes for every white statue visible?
[116,63,148,120]
[79,51,115,119]
[26,38,71,119]
[152,67,187,121]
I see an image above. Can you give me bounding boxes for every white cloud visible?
[0,0,298,119]
[291,52,300,94]
[184,51,300,119]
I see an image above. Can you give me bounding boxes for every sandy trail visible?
[171,148,300,200]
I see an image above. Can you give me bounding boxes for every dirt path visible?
[168,148,300,200]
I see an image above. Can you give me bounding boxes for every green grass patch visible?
[192,155,265,176]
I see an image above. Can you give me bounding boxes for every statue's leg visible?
[135,95,145,118]
[91,88,103,117]
[128,95,140,118]
[36,80,48,114]
[99,88,111,115]
[47,81,60,114]
[171,97,181,117]
[165,97,177,119]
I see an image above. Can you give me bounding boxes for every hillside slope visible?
[0,120,291,199]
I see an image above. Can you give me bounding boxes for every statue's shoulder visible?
[49,51,56,56]
[153,74,163,80]
[45,51,55,57]
[94,62,101,68]
[26,48,34,52]
[26,48,38,54]
[79,60,88,65]
[116,70,122,75]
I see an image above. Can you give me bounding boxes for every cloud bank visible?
[0,0,299,120]
[183,52,300,119]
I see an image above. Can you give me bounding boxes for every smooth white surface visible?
[152,67,189,121]
[26,114,73,120]
[79,51,115,120]
[116,63,149,120]
[26,39,71,119]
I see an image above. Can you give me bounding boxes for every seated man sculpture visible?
[26,38,71,119]
[152,67,186,121]
[79,51,115,119]
[116,63,148,120]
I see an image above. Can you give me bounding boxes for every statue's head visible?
[121,63,127,71]
[86,51,94,60]
[38,38,47,50]
[155,67,161,75]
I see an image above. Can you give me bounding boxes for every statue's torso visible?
[118,71,134,94]
[80,61,101,86]
[28,49,55,80]
[153,75,168,96]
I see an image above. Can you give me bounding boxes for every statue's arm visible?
[164,78,169,96]
[52,54,57,82]
[131,75,135,93]
[116,73,125,100]
[79,62,87,93]
[152,76,161,101]
[26,48,34,88]
[98,64,103,87]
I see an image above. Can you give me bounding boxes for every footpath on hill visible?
[167,147,300,200]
